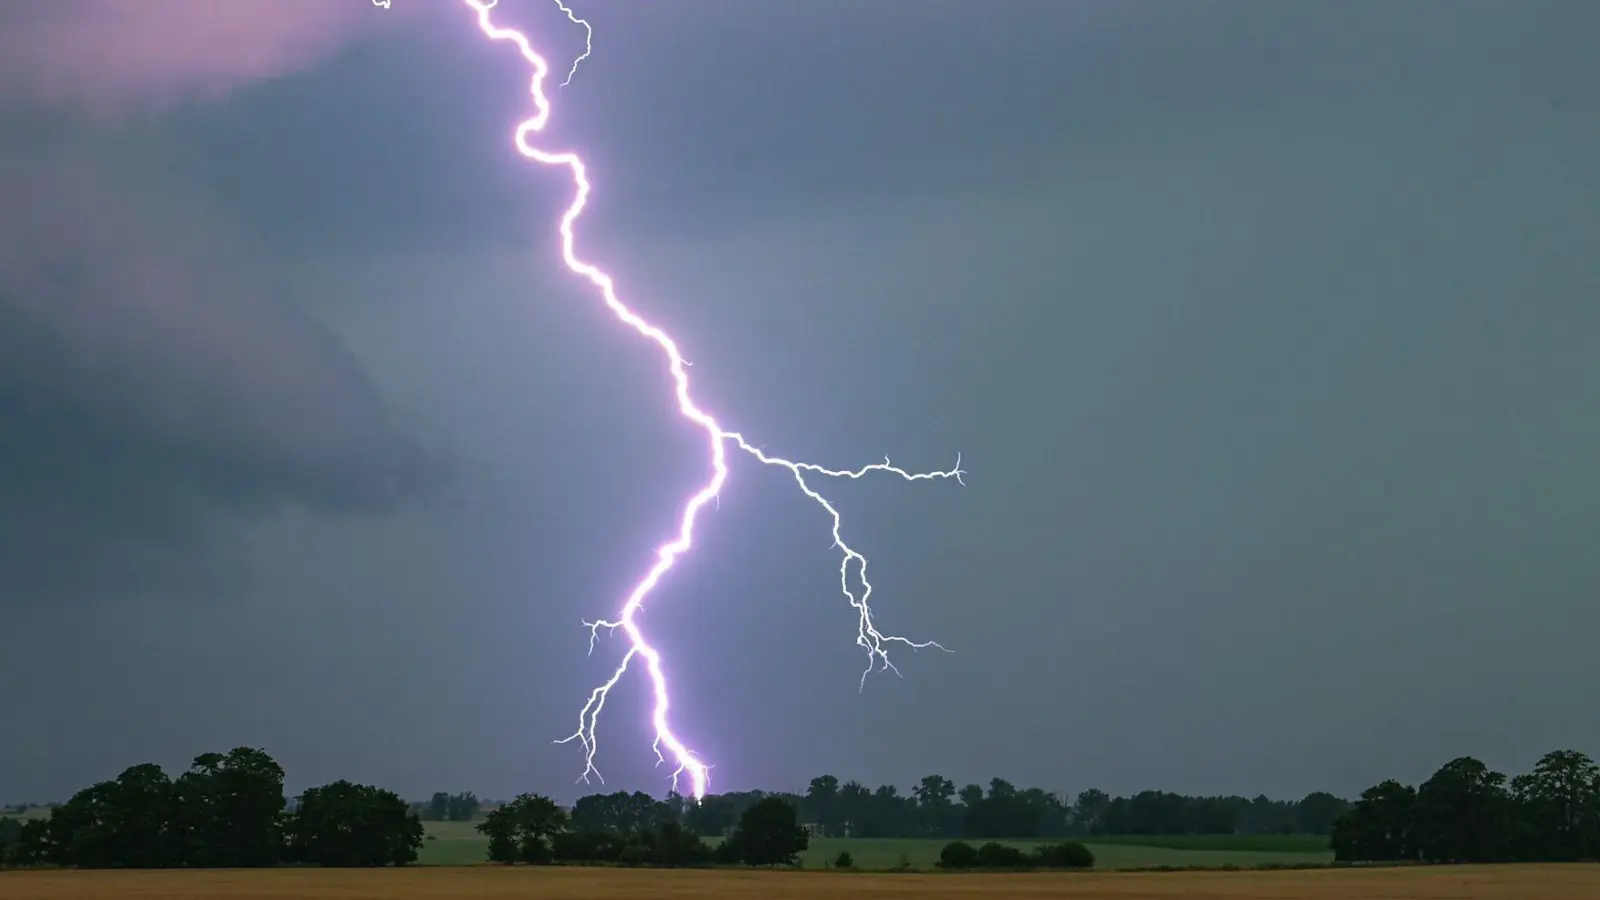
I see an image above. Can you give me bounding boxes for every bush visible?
[1031,841,1095,869]
[937,840,980,869]
[976,841,1030,868]
[833,850,854,869]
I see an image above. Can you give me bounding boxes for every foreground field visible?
[414,822,1334,869]
[3,864,1597,899]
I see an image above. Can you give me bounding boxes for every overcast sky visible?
[2,0,1598,805]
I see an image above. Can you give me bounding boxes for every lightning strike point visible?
[464,0,962,802]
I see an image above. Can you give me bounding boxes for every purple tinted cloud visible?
[0,0,405,120]
[0,1,437,597]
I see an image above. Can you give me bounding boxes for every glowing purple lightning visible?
[464,0,963,801]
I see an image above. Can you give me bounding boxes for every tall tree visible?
[426,793,449,822]
[1509,749,1600,861]
[37,765,180,868]
[0,816,21,862]
[477,793,568,864]
[1415,756,1511,863]
[174,748,287,867]
[839,781,872,837]
[571,791,674,835]
[1021,788,1069,836]
[964,778,1041,839]
[100,764,181,867]
[285,781,423,867]
[1331,780,1419,862]
[1294,792,1352,835]
[724,796,808,867]
[446,792,481,822]
[1071,789,1110,835]
[912,774,956,837]
[805,775,841,837]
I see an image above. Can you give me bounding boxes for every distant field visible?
[417,821,1333,869]
[2,864,1594,900]
[418,820,491,866]
[1085,834,1332,854]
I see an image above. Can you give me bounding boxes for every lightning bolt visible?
[464,0,963,801]
[550,0,593,88]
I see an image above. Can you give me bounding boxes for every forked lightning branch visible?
[377,0,964,799]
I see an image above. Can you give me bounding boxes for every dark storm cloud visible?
[149,0,1600,259]
[0,2,437,602]
[5,0,1600,807]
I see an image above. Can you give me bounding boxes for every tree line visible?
[1332,750,1600,863]
[0,760,1354,870]
[0,748,424,868]
[656,775,1353,840]
[476,790,1093,870]
[9,746,1597,869]
[414,792,480,823]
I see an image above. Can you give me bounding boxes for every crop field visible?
[414,822,1334,869]
[3,864,1597,899]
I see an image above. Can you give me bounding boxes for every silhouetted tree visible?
[964,778,1041,838]
[913,774,959,837]
[0,816,21,862]
[426,792,449,822]
[447,792,480,822]
[723,796,807,866]
[804,775,842,836]
[1415,756,1511,862]
[284,781,423,867]
[1331,780,1419,862]
[683,792,742,837]
[1071,789,1110,835]
[173,748,286,867]
[1294,791,1352,835]
[477,793,567,864]
[33,764,179,867]
[636,820,712,866]
[570,791,674,835]
[1509,749,1600,862]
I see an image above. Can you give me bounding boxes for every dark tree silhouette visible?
[723,796,808,866]
[477,793,568,864]
[284,781,424,867]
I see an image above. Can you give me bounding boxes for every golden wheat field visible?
[1,865,1598,900]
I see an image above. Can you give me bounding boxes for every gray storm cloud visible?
[0,151,427,508]
[0,1,437,600]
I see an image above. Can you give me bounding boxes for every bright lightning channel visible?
[464,0,963,801]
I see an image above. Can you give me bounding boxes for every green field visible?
[416,821,1333,869]
[417,820,494,865]
[12,810,1333,870]
[1082,834,1333,854]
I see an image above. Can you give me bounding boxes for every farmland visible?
[413,820,1334,869]
[3,864,1596,900]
